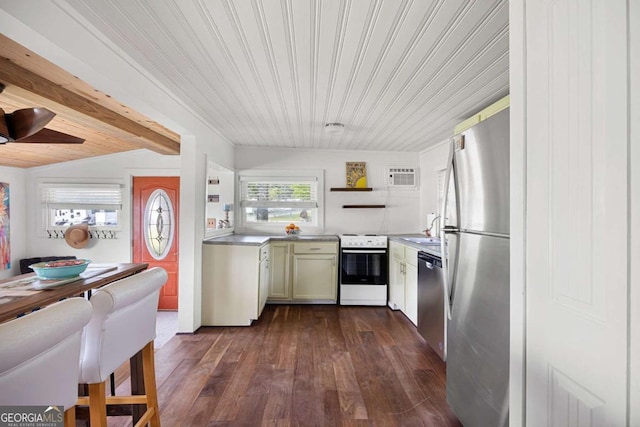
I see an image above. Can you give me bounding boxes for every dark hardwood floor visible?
[109,305,461,426]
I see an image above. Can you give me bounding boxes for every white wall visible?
[0,6,235,333]
[25,150,180,262]
[630,0,639,421]
[235,147,423,235]
[0,167,27,279]
[509,0,526,424]
[23,143,233,335]
[418,140,450,232]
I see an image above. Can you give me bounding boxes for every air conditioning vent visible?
[386,167,418,188]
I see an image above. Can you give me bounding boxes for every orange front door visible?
[133,177,179,310]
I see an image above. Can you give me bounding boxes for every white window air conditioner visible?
[386,167,418,188]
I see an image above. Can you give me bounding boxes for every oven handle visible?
[341,249,387,254]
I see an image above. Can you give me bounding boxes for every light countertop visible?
[203,234,339,246]
[204,233,441,255]
[388,234,444,257]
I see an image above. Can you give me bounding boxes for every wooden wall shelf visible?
[342,205,386,209]
[330,187,373,192]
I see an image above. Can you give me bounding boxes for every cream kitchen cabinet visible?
[258,244,270,315]
[269,240,338,303]
[268,241,291,300]
[404,256,418,326]
[389,242,406,312]
[202,242,270,326]
[388,240,418,326]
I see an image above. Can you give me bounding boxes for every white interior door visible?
[524,0,629,425]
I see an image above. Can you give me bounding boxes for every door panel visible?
[525,0,629,424]
[133,177,180,310]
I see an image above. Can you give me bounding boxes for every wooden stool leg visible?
[142,341,161,427]
[64,407,75,427]
[88,381,108,427]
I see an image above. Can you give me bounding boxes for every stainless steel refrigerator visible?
[440,107,510,427]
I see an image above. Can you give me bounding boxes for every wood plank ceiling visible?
[0,0,508,168]
[0,35,180,168]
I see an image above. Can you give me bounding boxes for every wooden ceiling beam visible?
[0,57,180,155]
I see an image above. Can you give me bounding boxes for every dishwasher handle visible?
[418,251,442,268]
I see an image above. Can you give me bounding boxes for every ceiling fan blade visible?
[0,108,10,143]
[15,128,85,144]
[6,107,56,140]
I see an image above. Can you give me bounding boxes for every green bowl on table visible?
[29,259,92,280]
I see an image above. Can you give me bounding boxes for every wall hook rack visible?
[45,229,119,240]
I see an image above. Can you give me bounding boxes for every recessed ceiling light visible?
[325,123,344,134]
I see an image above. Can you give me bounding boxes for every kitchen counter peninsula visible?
[202,233,339,326]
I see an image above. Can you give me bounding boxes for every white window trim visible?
[39,180,124,233]
[236,169,324,234]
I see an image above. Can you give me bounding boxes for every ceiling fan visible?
[0,83,85,145]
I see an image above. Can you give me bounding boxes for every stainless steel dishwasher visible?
[417,250,446,361]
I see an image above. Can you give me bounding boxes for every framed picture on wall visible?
[346,162,367,188]
[0,183,10,270]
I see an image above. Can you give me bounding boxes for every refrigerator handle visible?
[440,138,455,321]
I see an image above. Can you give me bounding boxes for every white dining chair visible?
[0,297,93,426]
[77,267,167,427]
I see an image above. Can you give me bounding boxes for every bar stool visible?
[77,267,167,427]
[0,298,92,426]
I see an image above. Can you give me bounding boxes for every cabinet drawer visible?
[405,246,418,266]
[390,242,405,260]
[293,242,337,254]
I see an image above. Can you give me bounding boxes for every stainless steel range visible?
[338,234,388,306]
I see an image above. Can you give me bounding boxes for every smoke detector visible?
[324,123,344,135]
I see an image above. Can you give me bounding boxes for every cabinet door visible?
[292,254,337,301]
[269,242,290,299]
[404,261,418,326]
[201,244,259,326]
[258,258,269,315]
[389,257,405,311]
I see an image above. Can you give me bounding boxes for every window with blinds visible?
[40,183,123,229]
[238,172,324,231]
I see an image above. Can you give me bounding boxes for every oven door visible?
[340,249,388,285]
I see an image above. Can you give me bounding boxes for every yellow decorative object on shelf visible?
[346,162,367,188]
[355,176,367,188]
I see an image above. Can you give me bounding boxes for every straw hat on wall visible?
[64,224,90,249]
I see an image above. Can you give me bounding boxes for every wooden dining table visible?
[0,262,150,424]
[0,262,149,323]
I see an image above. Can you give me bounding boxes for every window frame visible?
[237,169,324,234]
[39,181,124,232]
